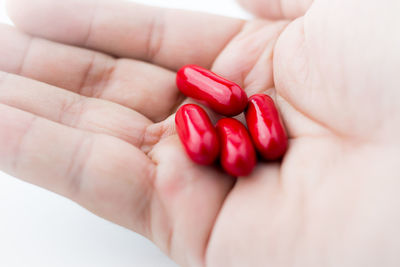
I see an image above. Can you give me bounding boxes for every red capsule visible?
[175,104,220,165]
[176,65,248,116]
[245,94,288,160]
[216,118,257,177]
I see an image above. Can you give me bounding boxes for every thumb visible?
[237,0,313,20]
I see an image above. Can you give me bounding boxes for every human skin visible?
[1,0,400,266]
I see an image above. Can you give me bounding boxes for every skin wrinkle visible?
[147,116,178,153]
[91,56,117,99]
[11,115,37,173]
[129,158,157,236]
[57,94,87,128]
[77,51,96,96]
[278,89,346,141]
[144,142,175,259]
[274,92,332,139]
[74,50,117,99]
[65,134,94,199]
[146,8,165,62]
[75,54,173,125]
[138,122,154,156]
[77,55,176,124]
[16,36,34,75]
[142,162,158,239]
[82,0,100,47]
[278,0,286,19]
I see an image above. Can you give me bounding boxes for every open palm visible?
[2,0,400,266]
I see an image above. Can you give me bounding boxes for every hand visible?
[2,0,400,266]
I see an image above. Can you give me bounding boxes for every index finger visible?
[7,0,245,70]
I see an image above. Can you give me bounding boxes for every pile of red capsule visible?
[175,65,288,177]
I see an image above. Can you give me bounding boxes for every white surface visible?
[0,0,250,266]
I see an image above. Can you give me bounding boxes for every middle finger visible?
[0,24,181,122]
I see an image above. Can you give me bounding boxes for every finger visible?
[7,0,245,70]
[237,0,313,20]
[212,20,289,96]
[0,103,155,235]
[0,24,180,122]
[0,71,160,150]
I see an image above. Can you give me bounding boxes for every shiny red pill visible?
[175,104,220,165]
[216,118,257,177]
[245,94,288,160]
[176,65,248,116]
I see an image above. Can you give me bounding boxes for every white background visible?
[0,0,250,266]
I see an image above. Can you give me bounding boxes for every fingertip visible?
[5,0,21,25]
[5,0,95,45]
[236,0,313,20]
[236,0,282,19]
[6,0,49,35]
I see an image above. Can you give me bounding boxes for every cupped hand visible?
[1,0,400,266]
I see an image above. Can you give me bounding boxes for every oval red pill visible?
[175,104,220,165]
[176,65,248,116]
[216,118,257,177]
[245,94,288,160]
